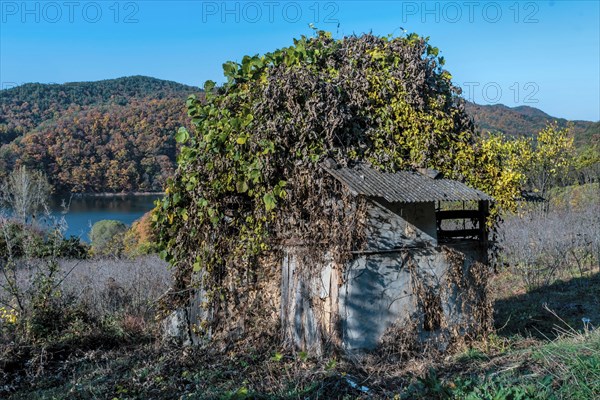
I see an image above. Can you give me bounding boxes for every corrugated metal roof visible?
[324,163,492,203]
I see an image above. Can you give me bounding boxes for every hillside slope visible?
[466,102,598,146]
[0,76,201,192]
[1,76,596,193]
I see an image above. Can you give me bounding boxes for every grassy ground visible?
[1,269,598,399]
[493,268,600,340]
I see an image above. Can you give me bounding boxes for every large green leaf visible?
[262,193,276,211]
[175,127,190,144]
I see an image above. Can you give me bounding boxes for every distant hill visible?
[0,76,202,192]
[465,102,599,147]
[1,76,597,193]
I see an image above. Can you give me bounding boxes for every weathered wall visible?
[365,198,437,247]
[340,245,485,351]
[279,198,488,352]
[165,257,282,347]
[162,271,211,346]
[163,193,489,350]
[280,250,343,354]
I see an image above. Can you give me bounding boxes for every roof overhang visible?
[323,163,493,203]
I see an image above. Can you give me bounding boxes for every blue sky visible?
[1,1,599,121]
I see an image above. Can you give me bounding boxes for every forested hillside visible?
[466,103,599,146]
[1,76,596,193]
[0,76,201,192]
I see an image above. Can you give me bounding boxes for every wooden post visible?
[478,200,489,244]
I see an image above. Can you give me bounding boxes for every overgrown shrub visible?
[0,219,88,259]
[1,216,169,344]
[154,31,521,340]
[1,219,83,341]
[0,169,165,362]
[0,219,44,258]
[60,256,170,320]
[90,219,127,257]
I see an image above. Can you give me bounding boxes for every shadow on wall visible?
[341,246,437,351]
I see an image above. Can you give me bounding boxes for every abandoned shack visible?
[166,161,495,354]
[280,162,494,353]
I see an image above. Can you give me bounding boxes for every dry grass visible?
[2,197,600,398]
[0,255,171,322]
[492,269,600,340]
[2,322,597,399]
[1,267,598,399]
[497,199,600,290]
[59,255,171,319]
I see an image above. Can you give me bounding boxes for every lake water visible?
[50,194,163,241]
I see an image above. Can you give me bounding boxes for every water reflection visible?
[50,194,162,241]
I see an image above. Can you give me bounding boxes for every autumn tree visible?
[465,133,531,212]
[0,166,52,223]
[525,123,574,199]
[465,124,575,210]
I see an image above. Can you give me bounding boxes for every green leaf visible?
[298,351,308,362]
[263,193,276,211]
[175,127,190,144]
[203,80,216,92]
[193,261,201,272]
[223,61,239,80]
[236,181,249,193]
[243,113,254,127]
[186,95,196,108]
[237,136,247,145]
[325,359,337,371]
[273,181,288,199]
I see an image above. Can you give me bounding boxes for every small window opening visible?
[435,200,489,242]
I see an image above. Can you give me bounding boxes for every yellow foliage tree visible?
[466,134,532,213]
[526,123,574,198]
[466,123,574,214]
